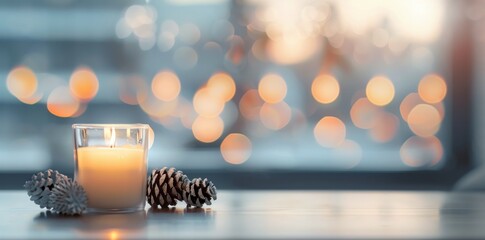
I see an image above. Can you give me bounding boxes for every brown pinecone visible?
[146,167,189,208]
[182,178,217,208]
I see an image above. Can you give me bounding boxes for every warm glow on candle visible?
[76,146,146,209]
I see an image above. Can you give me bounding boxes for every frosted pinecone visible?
[183,178,217,208]
[49,177,88,215]
[147,167,190,208]
[23,169,68,209]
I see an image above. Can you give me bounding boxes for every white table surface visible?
[1,190,485,239]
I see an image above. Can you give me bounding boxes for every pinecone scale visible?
[49,177,88,215]
[23,169,68,209]
[147,167,189,208]
[183,178,217,208]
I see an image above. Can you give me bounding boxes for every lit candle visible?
[73,124,149,212]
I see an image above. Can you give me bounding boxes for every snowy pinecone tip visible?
[23,169,68,209]
[183,178,217,208]
[49,177,88,215]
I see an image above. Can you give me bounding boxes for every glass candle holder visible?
[73,124,149,213]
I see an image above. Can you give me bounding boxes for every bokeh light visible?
[266,37,321,65]
[258,73,287,104]
[366,76,395,106]
[400,92,445,122]
[388,0,444,43]
[259,102,292,130]
[193,87,225,117]
[407,104,441,137]
[151,70,181,102]
[139,94,178,119]
[350,98,381,129]
[47,86,81,118]
[207,72,236,102]
[314,116,346,148]
[239,89,264,121]
[333,140,362,168]
[311,74,340,104]
[418,74,447,104]
[119,76,147,105]
[18,93,42,105]
[6,66,38,100]
[69,67,99,101]
[192,116,224,143]
[400,136,443,167]
[220,133,252,165]
[369,111,399,143]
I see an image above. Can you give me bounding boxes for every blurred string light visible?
[259,102,292,130]
[207,72,236,102]
[6,66,40,104]
[6,65,101,118]
[119,75,148,105]
[239,89,264,121]
[311,74,340,104]
[335,0,444,43]
[139,94,179,120]
[254,0,325,64]
[220,133,252,164]
[400,136,443,167]
[314,116,346,148]
[258,73,287,104]
[400,92,445,122]
[192,116,224,143]
[418,74,447,104]
[180,101,198,129]
[193,87,225,117]
[366,76,395,106]
[332,139,362,168]
[407,104,441,137]
[190,72,237,143]
[157,20,179,52]
[47,86,80,118]
[368,111,399,143]
[117,5,158,50]
[69,67,99,101]
[350,97,381,129]
[151,70,181,102]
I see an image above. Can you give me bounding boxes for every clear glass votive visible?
[73,124,149,213]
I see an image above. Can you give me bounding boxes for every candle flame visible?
[104,127,116,147]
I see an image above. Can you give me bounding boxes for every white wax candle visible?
[76,146,147,209]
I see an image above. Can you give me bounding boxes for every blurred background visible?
[0,0,483,190]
